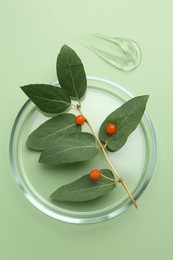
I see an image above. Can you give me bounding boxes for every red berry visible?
[75,115,85,125]
[106,123,117,135]
[90,169,101,180]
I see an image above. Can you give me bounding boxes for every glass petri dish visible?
[9,76,157,224]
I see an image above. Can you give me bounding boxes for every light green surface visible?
[0,0,172,259]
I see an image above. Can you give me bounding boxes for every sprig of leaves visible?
[20,44,149,205]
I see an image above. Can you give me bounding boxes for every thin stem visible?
[71,103,79,109]
[119,178,138,209]
[103,136,111,149]
[101,173,119,183]
[77,105,138,209]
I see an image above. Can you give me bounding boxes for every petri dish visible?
[9,76,157,224]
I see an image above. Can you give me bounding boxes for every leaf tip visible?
[49,193,54,200]
[144,94,149,100]
[61,44,71,52]
[141,95,149,103]
[38,154,44,164]
[20,85,25,91]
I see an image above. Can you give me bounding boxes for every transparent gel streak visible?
[77,34,142,71]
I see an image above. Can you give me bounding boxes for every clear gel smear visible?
[76,34,142,72]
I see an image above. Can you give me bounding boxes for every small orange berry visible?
[90,169,101,180]
[75,115,85,125]
[106,123,117,135]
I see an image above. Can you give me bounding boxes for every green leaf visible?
[27,113,81,151]
[56,45,87,100]
[99,95,149,151]
[39,132,99,165]
[50,169,116,202]
[21,84,71,114]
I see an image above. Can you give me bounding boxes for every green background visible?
[0,0,172,259]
